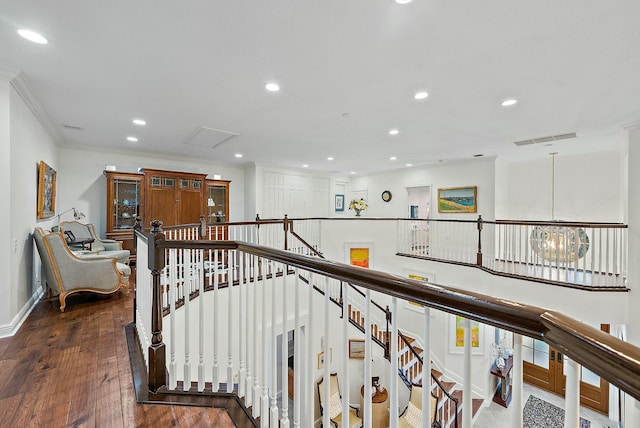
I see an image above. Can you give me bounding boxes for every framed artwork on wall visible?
[348,339,365,359]
[37,160,56,219]
[448,315,485,355]
[335,194,345,212]
[437,186,477,213]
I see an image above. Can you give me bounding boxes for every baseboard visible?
[0,286,44,339]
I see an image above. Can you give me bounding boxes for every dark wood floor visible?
[0,289,236,427]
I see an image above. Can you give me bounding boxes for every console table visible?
[490,355,513,408]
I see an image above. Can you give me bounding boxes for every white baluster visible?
[183,248,191,391]
[390,297,399,426]
[281,264,290,428]
[342,283,350,428]
[168,248,177,390]
[306,273,315,427]
[564,356,580,428]
[270,262,279,426]
[364,290,372,425]
[245,253,253,407]
[512,334,523,427]
[421,307,431,428]
[227,245,234,393]
[198,248,205,392]
[212,248,219,392]
[293,269,301,428]
[261,257,269,426]
[239,248,246,398]
[322,276,330,428]
[463,318,472,428]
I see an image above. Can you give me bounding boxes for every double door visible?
[523,324,609,414]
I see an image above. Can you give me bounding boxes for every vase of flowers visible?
[349,198,368,216]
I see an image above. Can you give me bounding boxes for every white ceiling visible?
[1,1,639,174]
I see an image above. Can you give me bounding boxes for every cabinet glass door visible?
[113,179,140,230]
[207,185,227,223]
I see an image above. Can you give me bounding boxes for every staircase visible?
[345,303,483,427]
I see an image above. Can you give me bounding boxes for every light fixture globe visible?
[529,225,590,263]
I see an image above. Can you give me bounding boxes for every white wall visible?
[57,147,246,236]
[495,134,626,222]
[0,77,59,333]
[348,158,496,220]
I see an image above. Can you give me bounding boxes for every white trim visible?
[9,72,65,145]
[0,286,44,338]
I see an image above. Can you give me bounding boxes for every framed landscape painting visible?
[37,160,56,219]
[438,186,477,213]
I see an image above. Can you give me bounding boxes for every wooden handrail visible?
[149,237,640,401]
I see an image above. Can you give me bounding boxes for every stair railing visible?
[398,331,459,428]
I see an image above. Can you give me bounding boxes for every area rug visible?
[523,395,590,428]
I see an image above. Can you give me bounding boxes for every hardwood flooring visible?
[0,290,236,427]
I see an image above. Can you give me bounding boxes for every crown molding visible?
[3,69,64,146]
[622,120,640,132]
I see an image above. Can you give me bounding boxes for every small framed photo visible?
[335,194,345,212]
[348,339,365,359]
[318,348,333,369]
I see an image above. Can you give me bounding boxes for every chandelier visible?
[529,153,589,263]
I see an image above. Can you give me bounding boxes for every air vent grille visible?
[183,126,239,149]
[514,132,576,146]
[62,124,83,131]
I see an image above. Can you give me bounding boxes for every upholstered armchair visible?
[57,221,130,264]
[317,373,363,428]
[398,383,439,428]
[33,228,130,312]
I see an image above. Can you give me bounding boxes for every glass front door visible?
[523,324,609,414]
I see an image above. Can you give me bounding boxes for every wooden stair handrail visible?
[142,233,640,402]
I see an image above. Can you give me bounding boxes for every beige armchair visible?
[318,373,363,428]
[57,221,130,264]
[33,227,130,312]
[398,383,439,428]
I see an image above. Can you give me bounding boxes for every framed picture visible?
[335,194,345,212]
[448,315,485,355]
[437,186,477,213]
[403,271,435,313]
[348,339,365,359]
[318,348,332,369]
[37,160,57,219]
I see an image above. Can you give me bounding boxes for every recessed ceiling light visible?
[414,91,428,100]
[265,82,280,92]
[501,99,518,107]
[17,29,48,44]
[395,0,413,4]
[132,119,146,126]
[302,164,309,168]
[234,153,243,158]
[327,156,334,161]
[389,129,399,136]
[350,171,356,175]
[405,163,413,167]
[127,136,138,142]
[390,156,397,161]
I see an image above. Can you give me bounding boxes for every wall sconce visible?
[55,207,86,226]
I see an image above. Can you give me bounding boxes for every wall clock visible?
[381,190,392,202]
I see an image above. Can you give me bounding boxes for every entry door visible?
[522,325,609,414]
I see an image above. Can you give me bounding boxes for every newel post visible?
[148,220,167,392]
[476,215,483,266]
[283,214,289,251]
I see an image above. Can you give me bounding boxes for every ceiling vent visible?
[61,124,83,131]
[514,132,576,146]
[183,126,239,149]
